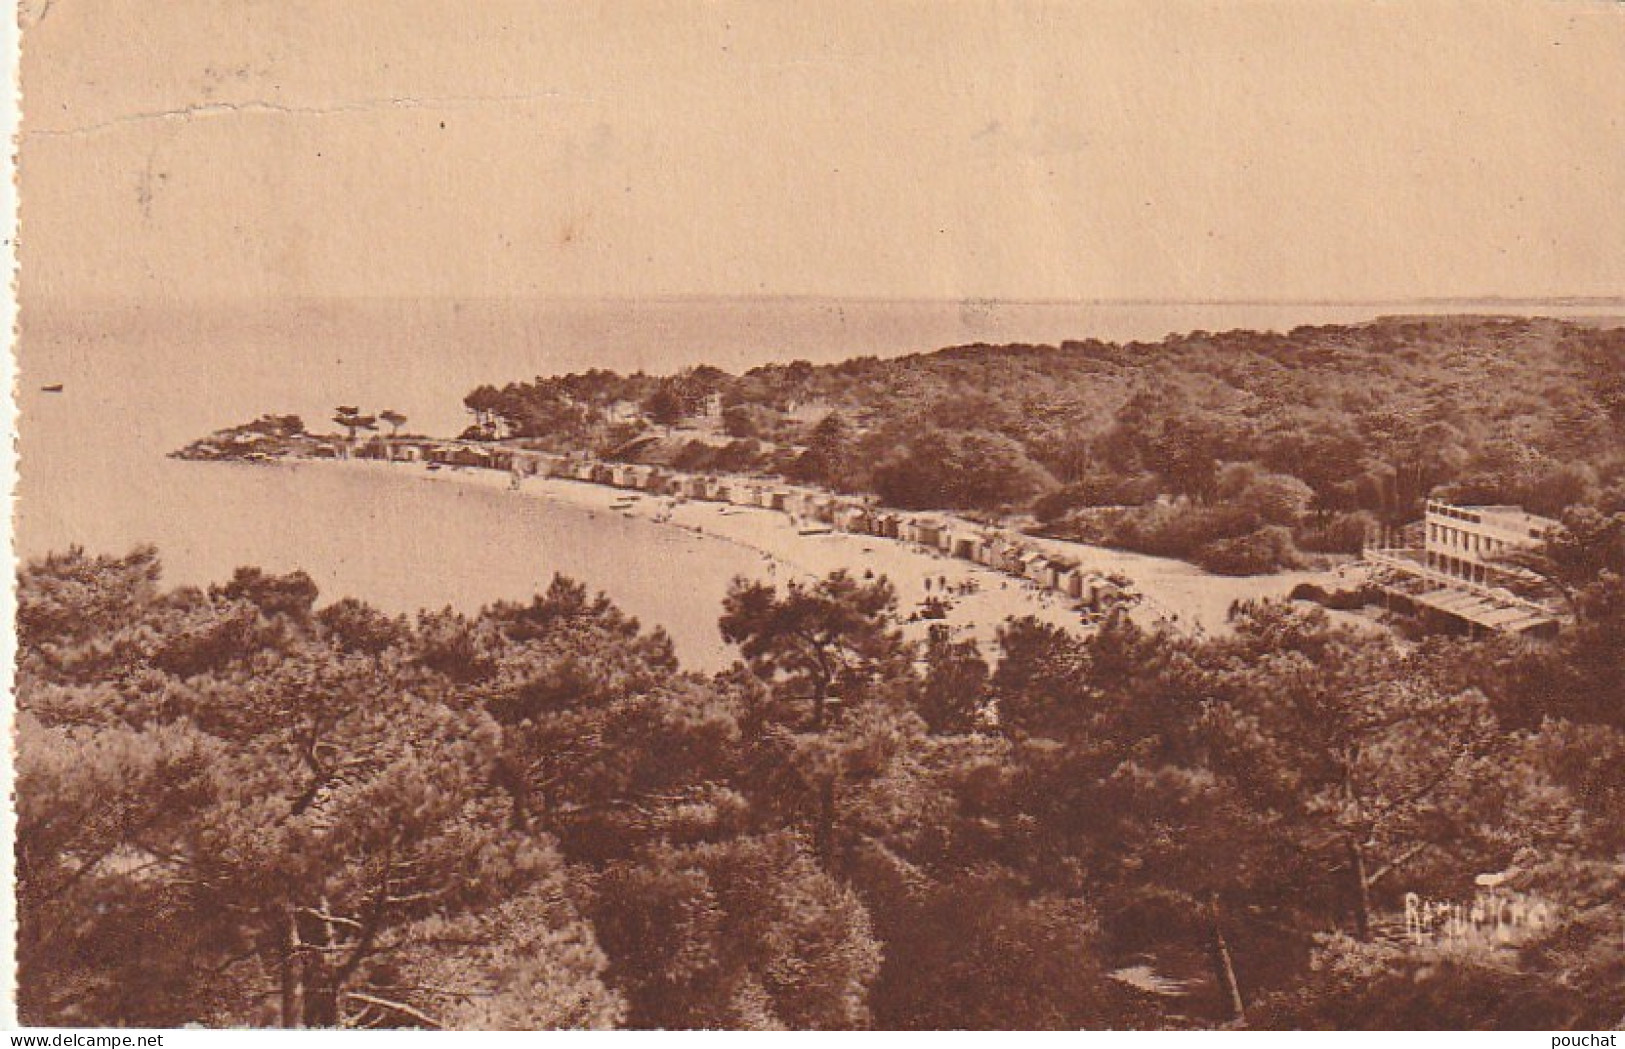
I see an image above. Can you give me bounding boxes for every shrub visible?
[1294,511,1377,554]
[1194,525,1304,575]
[1033,473,1160,524]
[1094,501,1260,560]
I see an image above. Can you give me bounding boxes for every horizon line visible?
[20,291,1625,310]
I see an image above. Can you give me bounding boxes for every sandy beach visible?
[311,457,1353,653]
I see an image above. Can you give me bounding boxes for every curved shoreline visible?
[292,456,1093,651]
[284,456,1353,650]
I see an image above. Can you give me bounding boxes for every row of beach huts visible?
[329,439,1134,610]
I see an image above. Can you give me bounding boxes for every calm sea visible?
[17,296,1622,669]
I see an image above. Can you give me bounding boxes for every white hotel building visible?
[1422,501,1555,587]
[1366,499,1562,636]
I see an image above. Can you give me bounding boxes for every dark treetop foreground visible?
[15,515,1625,1028]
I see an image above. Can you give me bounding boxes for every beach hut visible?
[1058,567,1088,600]
[1090,581,1123,610]
[766,489,791,513]
[731,484,761,508]
[991,538,1027,574]
[1018,552,1049,584]
[783,492,816,519]
[834,503,869,533]
[806,495,838,524]
[946,527,980,562]
[907,518,947,549]
[871,512,902,539]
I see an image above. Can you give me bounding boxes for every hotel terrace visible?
[1364,498,1563,637]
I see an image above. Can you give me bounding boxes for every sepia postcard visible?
[8,0,1625,1036]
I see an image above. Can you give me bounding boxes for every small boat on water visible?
[40,383,63,393]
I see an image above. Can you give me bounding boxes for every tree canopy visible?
[17,525,1625,1029]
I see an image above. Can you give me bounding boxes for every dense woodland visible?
[462,316,1625,573]
[17,505,1625,1029]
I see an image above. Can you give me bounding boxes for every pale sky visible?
[18,0,1625,304]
